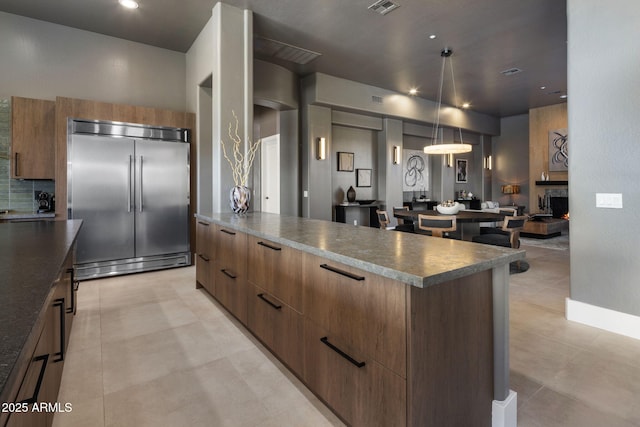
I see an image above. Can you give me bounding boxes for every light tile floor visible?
[52,241,640,427]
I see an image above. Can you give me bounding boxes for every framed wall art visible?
[356,168,372,187]
[402,149,429,192]
[548,128,568,171]
[456,159,468,183]
[337,152,354,172]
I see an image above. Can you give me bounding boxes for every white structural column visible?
[211,3,253,213]
[492,264,517,427]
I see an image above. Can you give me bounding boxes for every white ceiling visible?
[0,0,567,118]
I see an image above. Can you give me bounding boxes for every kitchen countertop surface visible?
[196,212,525,288]
[0,211,56,221]
[0,220,82,403]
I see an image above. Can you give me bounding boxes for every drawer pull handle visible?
[258,241,282,251]
[198,221,210,226]
[18,354,49,404]
[14,152,20,177]
[320,337,366,368]
[320,264,365,281]
[220,229,236,235]
[198,253,210,262]
[66,267,76,314]
[53,298,65,363]
[257,293,282,310]
[221,269,236,279]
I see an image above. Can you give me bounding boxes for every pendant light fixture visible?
[423,48,473,155]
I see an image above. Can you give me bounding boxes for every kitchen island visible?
[0,220,82,426]
[195,212,523,427]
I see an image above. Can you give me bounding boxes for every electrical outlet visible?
[596,193,623,209]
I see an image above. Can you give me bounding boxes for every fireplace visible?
[550,197,569,218]
[542,188,569,218]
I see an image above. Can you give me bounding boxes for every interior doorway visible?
[261,134,280,214]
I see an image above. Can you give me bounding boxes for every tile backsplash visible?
[0,98,55,213]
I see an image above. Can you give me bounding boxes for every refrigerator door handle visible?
[138,155,144,213]
[128,155,132,212]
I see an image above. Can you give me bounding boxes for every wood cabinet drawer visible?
[215,225,244,271]
[247,283,303,374]
[195,220,213,293]
[196,220,212,259]
[247,235,302,312]
[213,261,247,324]
[302,253,406,377]
[304,318,406,427]
[196,254,213,295]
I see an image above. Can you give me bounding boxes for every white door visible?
[261,135,280,214]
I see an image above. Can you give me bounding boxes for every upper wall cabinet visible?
[11,96,56,179]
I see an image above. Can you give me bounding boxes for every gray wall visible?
[0,11,186,110]
[492,115,530,208]
[331,125,377,205]
[568,0,640,316]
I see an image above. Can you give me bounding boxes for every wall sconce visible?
[483,155,492,170]
[393,146,401,164]
[316,137,326,160]
[446,153,454,168]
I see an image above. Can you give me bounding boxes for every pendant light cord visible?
[431,55,447,144]
[448,56,465,144]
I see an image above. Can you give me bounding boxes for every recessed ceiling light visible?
[409,88,418,95]
[540,86,546,90]
[461,102,470,109]
[119,0,139,9]
[429,34,437,40]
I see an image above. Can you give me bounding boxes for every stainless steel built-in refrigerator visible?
[68,120,191,280]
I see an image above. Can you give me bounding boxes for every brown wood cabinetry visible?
[246,283,303,374]
[11,97,56,179]
[195,220,213,294]
[302,254,407,426]
[194,216,500,427]
[247,236,302,312]
[303,254,406,377]
[5,247,75,427]
[213,225,247,324]
[304,318,406,427]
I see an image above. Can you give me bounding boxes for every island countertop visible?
[0,220,83,403]
[195,212,525,288]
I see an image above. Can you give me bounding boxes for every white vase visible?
[230,186,250,214]
[541,172,546,181]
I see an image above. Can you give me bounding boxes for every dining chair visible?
[376,209,391,230]
[473,215,527,248]
[417,214,457,238]
[392,206,415,233]
[480,208,518,235]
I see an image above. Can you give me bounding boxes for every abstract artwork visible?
[549,128,568,171]
[456,159,468,183]
[402,149,429,192]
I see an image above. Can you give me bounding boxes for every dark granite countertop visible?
[0,211,56,221]
[0,220,82,403]
[195,212,525,288]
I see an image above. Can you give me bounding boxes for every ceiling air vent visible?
[371,95,384,104]
[368,0,400,15]
[254,36,322,65]
[500,68,523,76]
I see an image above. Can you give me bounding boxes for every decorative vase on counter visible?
[230,185,251,214]
[347,186,356,203]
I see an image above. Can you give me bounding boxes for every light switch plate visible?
[596,193,623,209]
[303,190,308,198]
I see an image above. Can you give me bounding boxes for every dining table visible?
[394,209,509,240]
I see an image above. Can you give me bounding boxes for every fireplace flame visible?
[562,212,570,220]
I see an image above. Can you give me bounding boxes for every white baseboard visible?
[566,298,640,340]
[492,390,517,427]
